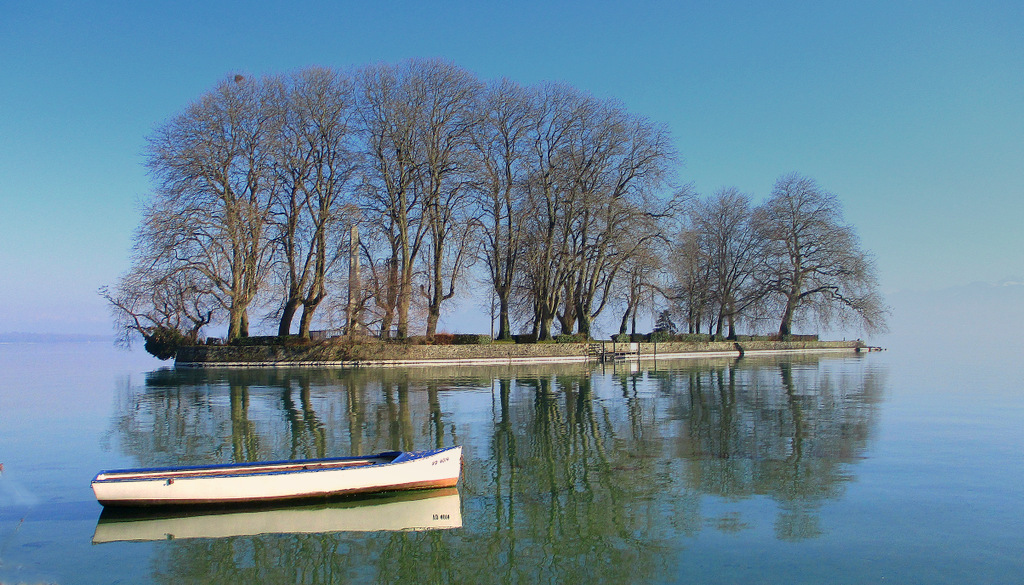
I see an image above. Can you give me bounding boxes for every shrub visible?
[452,334,491,345]
[432,333,456,345]
[554,333,589,343]
[677,333,712,342]
[143,326,189,360]
[649,331,674,343]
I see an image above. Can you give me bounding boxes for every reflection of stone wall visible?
[175,340,864,367]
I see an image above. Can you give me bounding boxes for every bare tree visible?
[101,239,217,359]
[270,67,359,338]
[101,274,215,359]
[563,107,678,338]
[470,79,532,340]
[145,74,281,340]
[357,61,429,339]
[755,173,888,337]
[666,224,715,335]
[518,83,588,340]
[411,60,483,338]
[615,242,661,336]
[689,187,764,339]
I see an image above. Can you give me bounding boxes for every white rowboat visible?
[91,446,462,508]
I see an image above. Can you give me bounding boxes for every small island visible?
[103,62,888,364]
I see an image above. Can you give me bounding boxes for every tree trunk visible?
[497,296,511,340]
[538,315,554,341]
[577,310,592,340]
[228,304,249,341]
[425,235,445,339]
[397,263,411,340]
[298,301,319,339]
[779,293,799,339]
[228,310,243,341]
[278,298,300,337]
[558,295,576,336]
[425,307,440,339]
[379,258,398,339]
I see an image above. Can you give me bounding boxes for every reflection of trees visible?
[660,355,884,540]
[152,533,374,584]
[111,367,472,469]
[280,377,326,460]
[470,371,688,583]
[107,355,884,582]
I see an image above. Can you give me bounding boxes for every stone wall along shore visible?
[174,339,867,368]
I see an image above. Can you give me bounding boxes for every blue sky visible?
[1,1,1021,338]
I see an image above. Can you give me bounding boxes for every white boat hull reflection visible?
[92,488,462,543]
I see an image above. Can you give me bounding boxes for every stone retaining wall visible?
[175,339,865,368]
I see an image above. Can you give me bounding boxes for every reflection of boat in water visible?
[92,487,462,543]
[92,447,462,507]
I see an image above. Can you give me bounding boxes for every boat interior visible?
[95,454,400,482]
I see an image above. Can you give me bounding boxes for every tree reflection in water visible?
[105,355,884,583]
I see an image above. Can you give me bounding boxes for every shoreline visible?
[175,340,875,369]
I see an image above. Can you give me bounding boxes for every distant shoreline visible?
[0,332,112,343]
[175,340,874,369]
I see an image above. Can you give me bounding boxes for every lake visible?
[0,342,1021,584]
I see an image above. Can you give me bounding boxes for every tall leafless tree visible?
[562,107,678,338]
[410,60,483,338]
[667,225,715,335]
[689,187,764,339]
[518,83,588,340]
[615,241,662,336]
[755,173,888,337]
[470,79,533,340]
[144,74,281,340]
[101,264,216,359]
[357,61,429,339]
[270,68,359,338]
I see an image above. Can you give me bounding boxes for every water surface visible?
[0,342,1021,584]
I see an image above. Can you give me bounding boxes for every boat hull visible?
[92,447,462,508]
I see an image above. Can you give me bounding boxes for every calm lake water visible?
[0,342,1021,584]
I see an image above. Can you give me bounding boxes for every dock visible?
[589,342,641,362]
